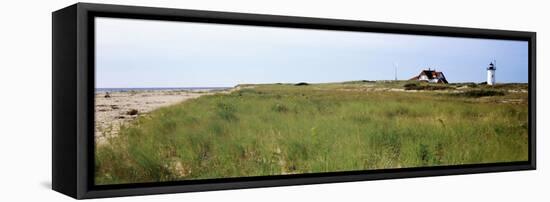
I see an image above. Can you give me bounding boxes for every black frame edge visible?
[77,2,534,40]
[52,4,78,199]
[77,3,94,199]
[82,164,534,199]
[529,32,536,169]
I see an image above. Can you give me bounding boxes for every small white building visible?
[409,69,448,84]
[487,62,496,85]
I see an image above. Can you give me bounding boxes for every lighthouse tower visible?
[487,61,496,85]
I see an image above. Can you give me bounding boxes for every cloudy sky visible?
[95,17,528,88]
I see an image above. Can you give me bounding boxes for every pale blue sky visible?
[95,17,528,88]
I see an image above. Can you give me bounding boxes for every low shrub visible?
[404,83,452,91]
[454,89,506,98]
[403,83,418,89]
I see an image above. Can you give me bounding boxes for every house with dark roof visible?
[409,69,448,84]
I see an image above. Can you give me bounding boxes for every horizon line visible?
[95,80,528,89]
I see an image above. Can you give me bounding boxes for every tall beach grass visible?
[95,82,528,185]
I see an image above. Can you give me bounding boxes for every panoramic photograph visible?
[94,17,529,185]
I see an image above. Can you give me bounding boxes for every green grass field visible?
[95,81,529,185]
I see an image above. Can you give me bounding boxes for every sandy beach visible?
[94,89,229,145]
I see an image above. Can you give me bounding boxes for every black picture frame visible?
[52,3,536,199]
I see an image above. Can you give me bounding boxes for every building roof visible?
[410,69,448,84]
[421,70,438,80]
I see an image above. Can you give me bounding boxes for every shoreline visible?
[96,87,232,93]
[94,88,231,145]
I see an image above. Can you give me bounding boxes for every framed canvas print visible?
[52,3,536,199]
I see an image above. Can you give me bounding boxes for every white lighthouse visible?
[487,61,496,85]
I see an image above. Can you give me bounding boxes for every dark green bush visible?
[454,89,505,98]
[404,83,452,91]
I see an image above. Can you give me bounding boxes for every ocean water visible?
[95,87,231,93]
